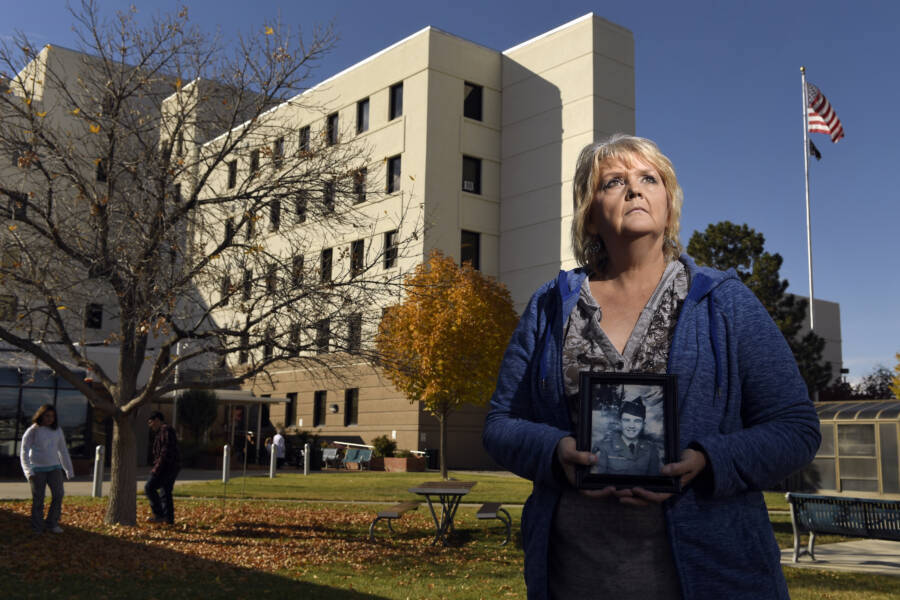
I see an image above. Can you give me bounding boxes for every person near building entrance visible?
[272,427,286,468]
[145,411,181,525]
[20,404,74,534]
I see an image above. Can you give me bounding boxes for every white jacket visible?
[20,424,74,480]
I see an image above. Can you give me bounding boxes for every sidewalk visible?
[0,468,226,500]
[781,540,900,577]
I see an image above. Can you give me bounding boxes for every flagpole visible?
[800,66,815,331]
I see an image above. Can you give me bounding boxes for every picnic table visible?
[408,480,476,546]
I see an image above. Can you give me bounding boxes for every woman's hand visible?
[615,447,708,506]
[555,436,616,498]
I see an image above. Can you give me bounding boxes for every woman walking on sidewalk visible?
[20,404,74,534]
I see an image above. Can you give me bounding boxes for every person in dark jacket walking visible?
[145,411,181,525]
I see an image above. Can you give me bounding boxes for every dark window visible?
[461,230,480,270]
[272,137,284,169]
[347,313,362,355]
[389,82,403,120]
[464,82,483,121]
[239,333,249,364]
[290,255,304,288]
[225,217,235,240]
[357,98,369,134]
[176,133,184,157]
[326,113,339,146]
[242,268,252,301]
[298,126,310,153]
[313,390,326,426]
[289,323,301,354]
[286,392,298,427]
[265,263,278,294]
[227,160,237,188]
[249,149,260,178]
[462,156,481,194]
[386,155,401,194]
[354,168,367,203]
[220,275,231,306]
[294,193,307,224]
[316,319,330,354]
[9,194,27,221]
[173,183,182,203]
[96,158,108,182]
[269,199,281,231]
[344,388,358,426]
[383,230,398,269]
[350,240,364,278]
[320,248,332,283]
[245,213,255,241]
[263,328,274,360]
[323,180,335,212]
[0,294,18,321]
[84,303,103,329]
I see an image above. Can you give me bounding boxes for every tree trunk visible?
[105,411,138,525]
[439,411,448,480]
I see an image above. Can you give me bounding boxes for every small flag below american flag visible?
[806,82,844,143]
[808,140,822,160]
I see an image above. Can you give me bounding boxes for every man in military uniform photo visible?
[591,397,660,475]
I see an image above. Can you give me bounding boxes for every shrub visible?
[371,434,397,458]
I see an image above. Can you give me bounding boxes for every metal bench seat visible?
[476,502,511,546]
[369,501,420,541]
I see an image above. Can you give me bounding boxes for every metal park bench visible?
[368,501,420,541]
[786,492,900,562]
[321,447,341,469]
[476,502,512,546]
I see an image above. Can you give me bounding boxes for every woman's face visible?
[587,154,669,247]
[40,410,56,427]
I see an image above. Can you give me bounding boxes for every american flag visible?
[806,82,844,143]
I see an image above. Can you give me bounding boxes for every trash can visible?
[425,448,439,470]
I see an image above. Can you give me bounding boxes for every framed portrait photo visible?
[575,372,681,493]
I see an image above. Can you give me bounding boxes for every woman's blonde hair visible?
[571,134,684,273]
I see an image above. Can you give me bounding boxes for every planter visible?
[369,457,385,471]
[383,456,426,473]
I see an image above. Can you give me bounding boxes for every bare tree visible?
[0,1,417,524]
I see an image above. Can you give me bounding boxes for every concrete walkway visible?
[0,468,226,500]
[781,539,900,577]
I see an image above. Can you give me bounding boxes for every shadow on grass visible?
[0,508,387,600]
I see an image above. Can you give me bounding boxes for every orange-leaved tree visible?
[376,250,518,479]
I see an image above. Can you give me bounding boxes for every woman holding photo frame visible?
[483,134,820,600]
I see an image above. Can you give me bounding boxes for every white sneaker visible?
[50,526,63,534]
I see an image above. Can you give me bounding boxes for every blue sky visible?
[3,1,898,382]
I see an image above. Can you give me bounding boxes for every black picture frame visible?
[575,371,681,493]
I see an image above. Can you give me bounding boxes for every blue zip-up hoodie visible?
[483,255,821,599]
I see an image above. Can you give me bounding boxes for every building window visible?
[173,183,182,203]
[350,240,364,278]
[242,268,253,301]
[96,158,108,182]
[272,137,284,169]
[245,213,255,241]
[326,113,339,146]
[84,303,103,329]
[316,319,330,354]
[323,180,335,212]
[462,156,481,194]
[263,328,274,360]
[464,82,483,121]
[227,160,237,188]
[386,155,401,194]
[239,332,249,364]
[298,126,310,153]
[357,98,369,134]
[837,424,878,492]
[344,388,358,426]
[461,230,480,270]
[320,248,332,283]
[8,193,27,221]
[0,294,18,321]
[176,133,184,157]
[383,230,398,269]
[289,323,301,355]
[249,149,260,178]
[265,263,278,294]
[354,168,367,204]
[225,217,235,241]
[269,200,281,232]
[220,275,231,306]
[313,390,326,427]
[347,313,362,355]
[290,255,304,288]
[294,193,307,224]
[286,392,298,427]
[389,82,403,120]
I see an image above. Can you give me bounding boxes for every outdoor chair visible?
[341,448,362,469]
[322,447,341,469]
[356,448,373,470]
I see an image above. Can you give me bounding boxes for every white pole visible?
[800,66,816,331]
[269,443,277,478]
[222,444,231,483]
[303,442,310,475]
[91,444,104,498]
